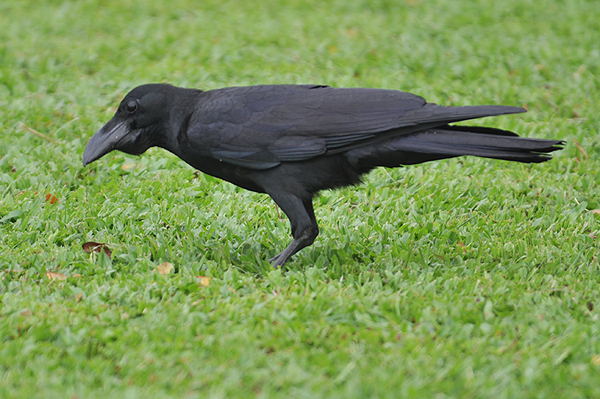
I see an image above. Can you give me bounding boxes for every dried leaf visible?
[157,262,174,274]
[573,64,586,79]
[19,122,58,144]
[591,210,600,215]
[46,272,66,280]
[573,139,588,159]
[45,193,58,204]
[345,27,359,38]
[121,163,136,170]
[82,242,112,258]
[197,276,211,287]
[592,354,600,366]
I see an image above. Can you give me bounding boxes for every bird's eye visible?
[125,100,138,114]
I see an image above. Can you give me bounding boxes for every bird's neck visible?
[159,88,204,154]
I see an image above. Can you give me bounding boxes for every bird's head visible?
[83,84,179,166]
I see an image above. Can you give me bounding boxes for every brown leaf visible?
[19,122,58,144]
[573,139,588,159]
[197,276,211,287]
[156,262,174,274]
[591,210,600,215]
[345,28,359,38]
[592,354,600,366]
[46,272,66,280]
[45,193,59,204]
[82,242,112,258]
[573,65,586,80]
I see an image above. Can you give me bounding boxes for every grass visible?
[1,0,600,397]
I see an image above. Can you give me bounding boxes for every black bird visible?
[83,84,563,266]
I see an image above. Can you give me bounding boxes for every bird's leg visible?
[268,195,319,267]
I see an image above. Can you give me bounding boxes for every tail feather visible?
[346,125,564,169]
[403,126,563,161]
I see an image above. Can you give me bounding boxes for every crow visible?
[83,84,563,266]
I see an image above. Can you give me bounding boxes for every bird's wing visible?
[186,85,524,170]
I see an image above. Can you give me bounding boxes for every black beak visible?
[83,120,129,166]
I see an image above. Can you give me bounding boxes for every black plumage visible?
[83,84,563,266]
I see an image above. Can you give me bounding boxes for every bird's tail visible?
[400,125,564,163]
[347,125,564,169]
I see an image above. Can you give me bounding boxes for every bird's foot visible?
[269,253,286,268]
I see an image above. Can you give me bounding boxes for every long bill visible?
[83,120,128,166]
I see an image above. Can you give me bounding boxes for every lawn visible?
[1,0,599,397]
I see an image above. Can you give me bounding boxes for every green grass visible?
[1,0,600,397]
